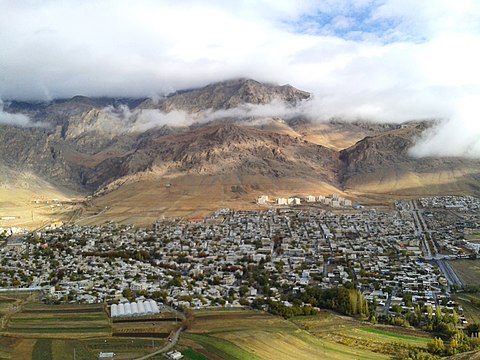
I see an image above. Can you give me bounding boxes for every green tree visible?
[427,337,444,354]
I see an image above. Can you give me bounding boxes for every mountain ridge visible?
[1,78,479,226]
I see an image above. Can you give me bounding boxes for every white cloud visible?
[0,101,42,127]
[0,0,479,156]
[409,96,480,158]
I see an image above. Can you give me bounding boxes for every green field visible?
[454,295,480,324]
[182,348,209,360]
[294,312,433,354]
[180,309,394,360]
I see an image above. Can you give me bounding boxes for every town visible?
[1,195,479,326]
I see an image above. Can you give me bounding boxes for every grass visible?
[449,260,480,286]
[293,312,433,357]
[448,260,480,323]
[182,309,390,360]
[184,333,263,360]
[359,328,431,343]
[454,296,480,324]
[32,339,52,360]
[51,340,96,360]
[1,304,111,339]
[182,348,210,360]
[82,337,166,359]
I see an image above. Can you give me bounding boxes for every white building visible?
[277,198,288,205]
[257,195,269,204]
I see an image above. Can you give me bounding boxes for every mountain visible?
[340,123,480,196]
[138,78,311,112]
[1,79,479,227]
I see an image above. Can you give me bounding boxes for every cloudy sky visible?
[1,0,479,156]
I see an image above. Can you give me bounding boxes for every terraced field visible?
[0,303,181,359]
[179,309,390,360]
[2,304,110,339]
[293,312,434,358]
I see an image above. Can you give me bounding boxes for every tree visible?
[182,307,195,330]
[427,337,444,354]
[122,288,134,301]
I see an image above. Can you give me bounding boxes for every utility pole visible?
[73,348,76,360]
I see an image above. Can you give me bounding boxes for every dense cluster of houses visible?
[0,196,478,322]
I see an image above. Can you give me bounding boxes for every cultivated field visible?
[1,304,111,339]
[449,260,480,286]
[179,309,394,360]
[0,302,184,359]
[293,312,432,356]
[454,294,480,324]
[112,314,179,339]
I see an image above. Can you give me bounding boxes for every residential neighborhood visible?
[0,195,479,325]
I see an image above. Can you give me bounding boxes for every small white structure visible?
[99,352,115,359]
[166,351,184,360]
[276,198,288,205]
[306,195,316,203]
[256,195,269,204]
[288,197,301,205]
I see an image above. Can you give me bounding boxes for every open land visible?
[180,310,398,359]
[0,302,177,359]
[449,260,480,286]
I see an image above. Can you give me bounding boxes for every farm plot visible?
[112,315,179,338]
[180,309,388,360]
[293,312,433,356]
[2,304,111,338]
[82,337,166,360]
[449,260,480,286]
[0,297,17,316]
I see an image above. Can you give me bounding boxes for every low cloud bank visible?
[0,101,44,128]
[409,96,480,158]
[101,95,480,159]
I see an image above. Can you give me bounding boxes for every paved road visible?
[133,306,185,360]
[437,259,463,289]
[134,325,183,360]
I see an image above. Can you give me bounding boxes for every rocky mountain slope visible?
[1,78,479,224]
